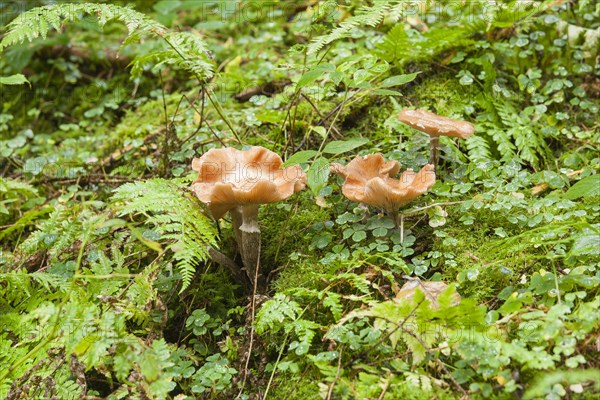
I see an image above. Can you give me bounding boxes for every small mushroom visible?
[192,146,306,289]
[331,153,435,230]
[398,109,475,168]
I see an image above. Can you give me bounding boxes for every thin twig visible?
[206,89,242,144]
[377,371,392,400]
[300,93,342,138]
[236,245,261,398]
[401,201,465,217]
[353,297,426,363]
[262,333,289,400]
[159,71,172,176]
[325,346,344,400]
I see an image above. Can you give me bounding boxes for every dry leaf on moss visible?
[395,279,461,309]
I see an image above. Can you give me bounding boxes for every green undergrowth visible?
[1,1,599,399]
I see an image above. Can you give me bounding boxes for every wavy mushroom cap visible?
[331,154,436,211]
[191,146,306,219]
[398,109,475,139]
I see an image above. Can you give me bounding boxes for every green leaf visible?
[372,227,388,237]
[352,230,367,242]
[380,72,419,88]
[296,64,336,89]
[564,175,600,199]
[322,138,369,155]
[283,150,319,167]
[141,352,160,381]
[0,74,30,86]
[311,232,332,249]
[307,157,330,195]
[569,233,600,256]
[310,125,327,139]
[372,88,402,96]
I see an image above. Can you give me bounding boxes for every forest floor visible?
[0,1,599,399]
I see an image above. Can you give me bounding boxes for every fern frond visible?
[112,179,217,291]
[376,23,476,65]
[0,3,214,81]
[308,1,401,55]
[375,24,407,63]
[493,97,545,166]
[128,30,213,80]
[0,178,38,198]
[466,135,493,163]
[255,294,302,334]
[0,178,39,216]
[316,0,534,62]
[18,205,82,258]
[0,4,160,50]
[0,270,68,306]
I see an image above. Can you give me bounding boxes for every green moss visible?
[259,192,336,291]
[405,72,477,116]
[267,375,321,400]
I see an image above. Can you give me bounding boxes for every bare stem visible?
[429,136,439,168]
[403,201,465,216]
[231,206,266,291]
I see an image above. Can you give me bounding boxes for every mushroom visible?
[191,146,306,289]
[331,153,436,239]
[397,109,475,168]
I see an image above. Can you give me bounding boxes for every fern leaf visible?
[466,135,493,163]
[112,179,217,292]
[0,3,214,81]
[308,1,400,54]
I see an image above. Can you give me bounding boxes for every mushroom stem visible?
[237,204,260,233]
[231,205,265,291]
[429,136,440,168]
[391,211,405,244]
[400,214,404,244]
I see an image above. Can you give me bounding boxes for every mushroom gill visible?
[398,109,475,167]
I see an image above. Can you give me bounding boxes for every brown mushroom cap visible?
[191,146,306,219]
[398,109,475,139]
[331,153,436,212]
